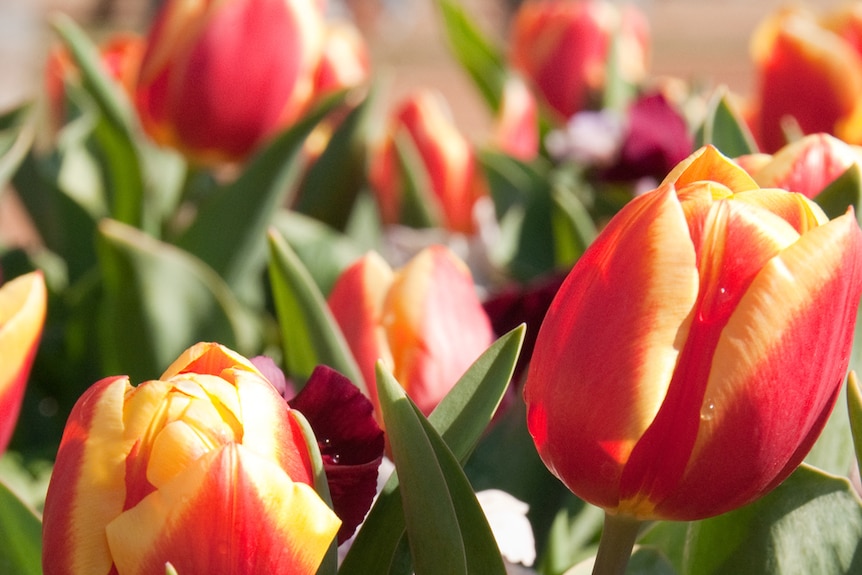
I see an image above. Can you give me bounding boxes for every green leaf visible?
[97,219,258,382]
[694,88,758,157]
[339,327,524,575]
[292,88,374,230]
[551,187,597,268]
[394,130,442,229]
[683,465,862,574]
[0,479,42,575]
[175,92,345,288]
[0,104,36,193]
[814,164,862,221]
[435,0,507,112]
[375,364,506,575]
[265,228,364,391]
[537,498,604,575]
[51,13,147,230]
[847,372,862,479]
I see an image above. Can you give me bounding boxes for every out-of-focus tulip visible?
[327,245,494,418]
[134,0,323,165]
[45,33,145,129]
[368,90,487,234]
[42,342,340,575]
[0,271,47,456]
[525,145,862,521]
[493,74,540,161]
[509,0,649,121]
[749,6,862,152]
[740,132,862,198]
[312,21,370,100]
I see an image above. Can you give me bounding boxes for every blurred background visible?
[0,0,850,244]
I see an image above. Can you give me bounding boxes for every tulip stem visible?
[591,512,642,575]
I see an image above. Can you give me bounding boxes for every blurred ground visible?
[0,0,850,245]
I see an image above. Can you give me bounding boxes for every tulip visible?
[509,0,649,121]
[42,342,340,575]
[741,132,862,199]
[327,245,494,417]
[311,20,370,100]
[134,0,323,165]
[368,90,487,234]
[525,146,862,523]
[749,6,862,152]
[0,271,47,456]
[493,74,540,161]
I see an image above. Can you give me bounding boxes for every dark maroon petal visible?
[288,365,384,544]
[601,91,693,183]
[250,355,295,399]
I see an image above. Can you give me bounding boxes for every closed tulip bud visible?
[493,74,540,161]
[525,145,862,521]
[134,0,323,165]
[42,342,340,575]
[509,0,649,121]
[368,90,487,234]
[750,7,862,152]
[312,21,370,99]
[328,246,494,418]
[744,132,862,198]
[0,271,47,456]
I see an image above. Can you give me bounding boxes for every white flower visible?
[477,489,537,567]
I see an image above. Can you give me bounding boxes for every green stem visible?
[591,512,642,575]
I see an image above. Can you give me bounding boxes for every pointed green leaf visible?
[694,88,758,157]
[340,326,524,575]
[97,219,258,382]
[684,465,862,574]
[552,187,597,268]
[176,92,346,287]
[847,372,862,479]
[0,104,36,193]
[265,228,364,391]
[435,0,507,112]
[292,88,374,230]
[51,13,147,229]
[0,479,42,575]
[814,163,862,221]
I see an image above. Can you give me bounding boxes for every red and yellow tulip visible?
[525,146,862,521]
[368,90,487,234]
[0,271,47,456]
[492,74,540,161]
[749,6,862,152]
[42,342,340,575]
[134,0,323,165]
[327,246,494,418]
[509,0,649,121]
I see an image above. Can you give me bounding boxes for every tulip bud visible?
[493,74,540,161]
[368,90,487,234]
[509,0,649,121]
[312,21,370,100]
[42,342,340,575]
[750,6,862,152]
[134,0,324,165]
[0,271,47,456]
[525,146,862,521]
[328,246,494,418]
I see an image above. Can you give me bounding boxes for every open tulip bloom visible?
[525,146,862,573]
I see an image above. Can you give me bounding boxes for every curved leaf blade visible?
[0,479,42,575]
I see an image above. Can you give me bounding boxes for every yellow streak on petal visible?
[662,146,760,192]
[0,271,46,397]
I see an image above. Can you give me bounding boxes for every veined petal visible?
[160,341,259,381]
[659,210,862,519]
[0,271,47,454]
[732,188,829,233]
[234,369,314,485]
[43,376,132,575]
[525,186,698,510]
[661,146,759,192]
[105,443,340,575]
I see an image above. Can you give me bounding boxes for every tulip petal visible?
[661,210,862,518]
[0,271,47,455]
[105,443,340,575]
[42,376,132,575]
[662,146,759,192]
[525,186,698,510]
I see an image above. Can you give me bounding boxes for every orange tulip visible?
[368,90,487,234]
[0,271,47,456]
[525,146,862,520]
[749,6,862,152]
[134,0,323,164]
[327,246,494,418]
[493,74,540,161]
[42,342,339,575]
[509,0,649,121]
